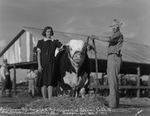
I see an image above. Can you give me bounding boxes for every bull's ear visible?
[63,45,70,54]
[64,45,72,58]
[82,43,88,53]
[62,45,69,50]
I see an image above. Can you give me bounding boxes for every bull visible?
[54,39,91,98]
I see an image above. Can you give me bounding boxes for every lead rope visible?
[86,37,92,94]
[86,36,99,97]
[91,38,99,97]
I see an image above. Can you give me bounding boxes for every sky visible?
[0,0,150,82]
[0,0,150,49]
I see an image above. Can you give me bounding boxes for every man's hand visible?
[87,44,95,51]
[90,35,96,39]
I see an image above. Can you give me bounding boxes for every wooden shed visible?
[0,26,150,97]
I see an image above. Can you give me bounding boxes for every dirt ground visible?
[0,95,150,116]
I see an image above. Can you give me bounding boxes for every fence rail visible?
[0,83,150,97]
[91,85,150,89]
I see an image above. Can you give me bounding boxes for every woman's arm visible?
[36,40,43,72]
[37,49,42,72]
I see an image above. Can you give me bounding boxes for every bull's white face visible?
[67,40,86,57]
[67,40,87,69]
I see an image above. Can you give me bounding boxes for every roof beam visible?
[0,29,25,58]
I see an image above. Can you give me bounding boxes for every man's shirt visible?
[107,31,123,55]
[0,65,9,80]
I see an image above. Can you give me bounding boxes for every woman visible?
[37,26,62,100]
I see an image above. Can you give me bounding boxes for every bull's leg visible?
[70,89,75,97]
[80,88,86,98]
[55,85,62,96]
[53,87,59,96]
[75,91,79,98]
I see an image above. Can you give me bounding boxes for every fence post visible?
[118,74,121,86]
[148,74,150,87]
[148,74,150,98]
[137,67,140,98]
[13,64,17,95]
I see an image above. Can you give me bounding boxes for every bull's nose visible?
[77,54,83,58]
[73,52,84,61]
[74,59,80,63]
[75,56,82,61]
[77,55,82,59]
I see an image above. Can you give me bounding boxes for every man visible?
[106,19,123,108]
[0,59,12,97]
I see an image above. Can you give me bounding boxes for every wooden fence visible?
[1,82,150,97]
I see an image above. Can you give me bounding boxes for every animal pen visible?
[0,26,150,98]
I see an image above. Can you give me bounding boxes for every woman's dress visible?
[37,39,62,87]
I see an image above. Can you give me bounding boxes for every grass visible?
[0,91,108,115]
[1,91,150,116]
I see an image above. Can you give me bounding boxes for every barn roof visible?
[23,26,150,65]
[0,26,150,75]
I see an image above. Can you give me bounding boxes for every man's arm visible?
[90,35,110,42]
[115,35,123,53]
[109,36,121,46]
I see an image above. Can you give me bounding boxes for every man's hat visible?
[109,19,123,27]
